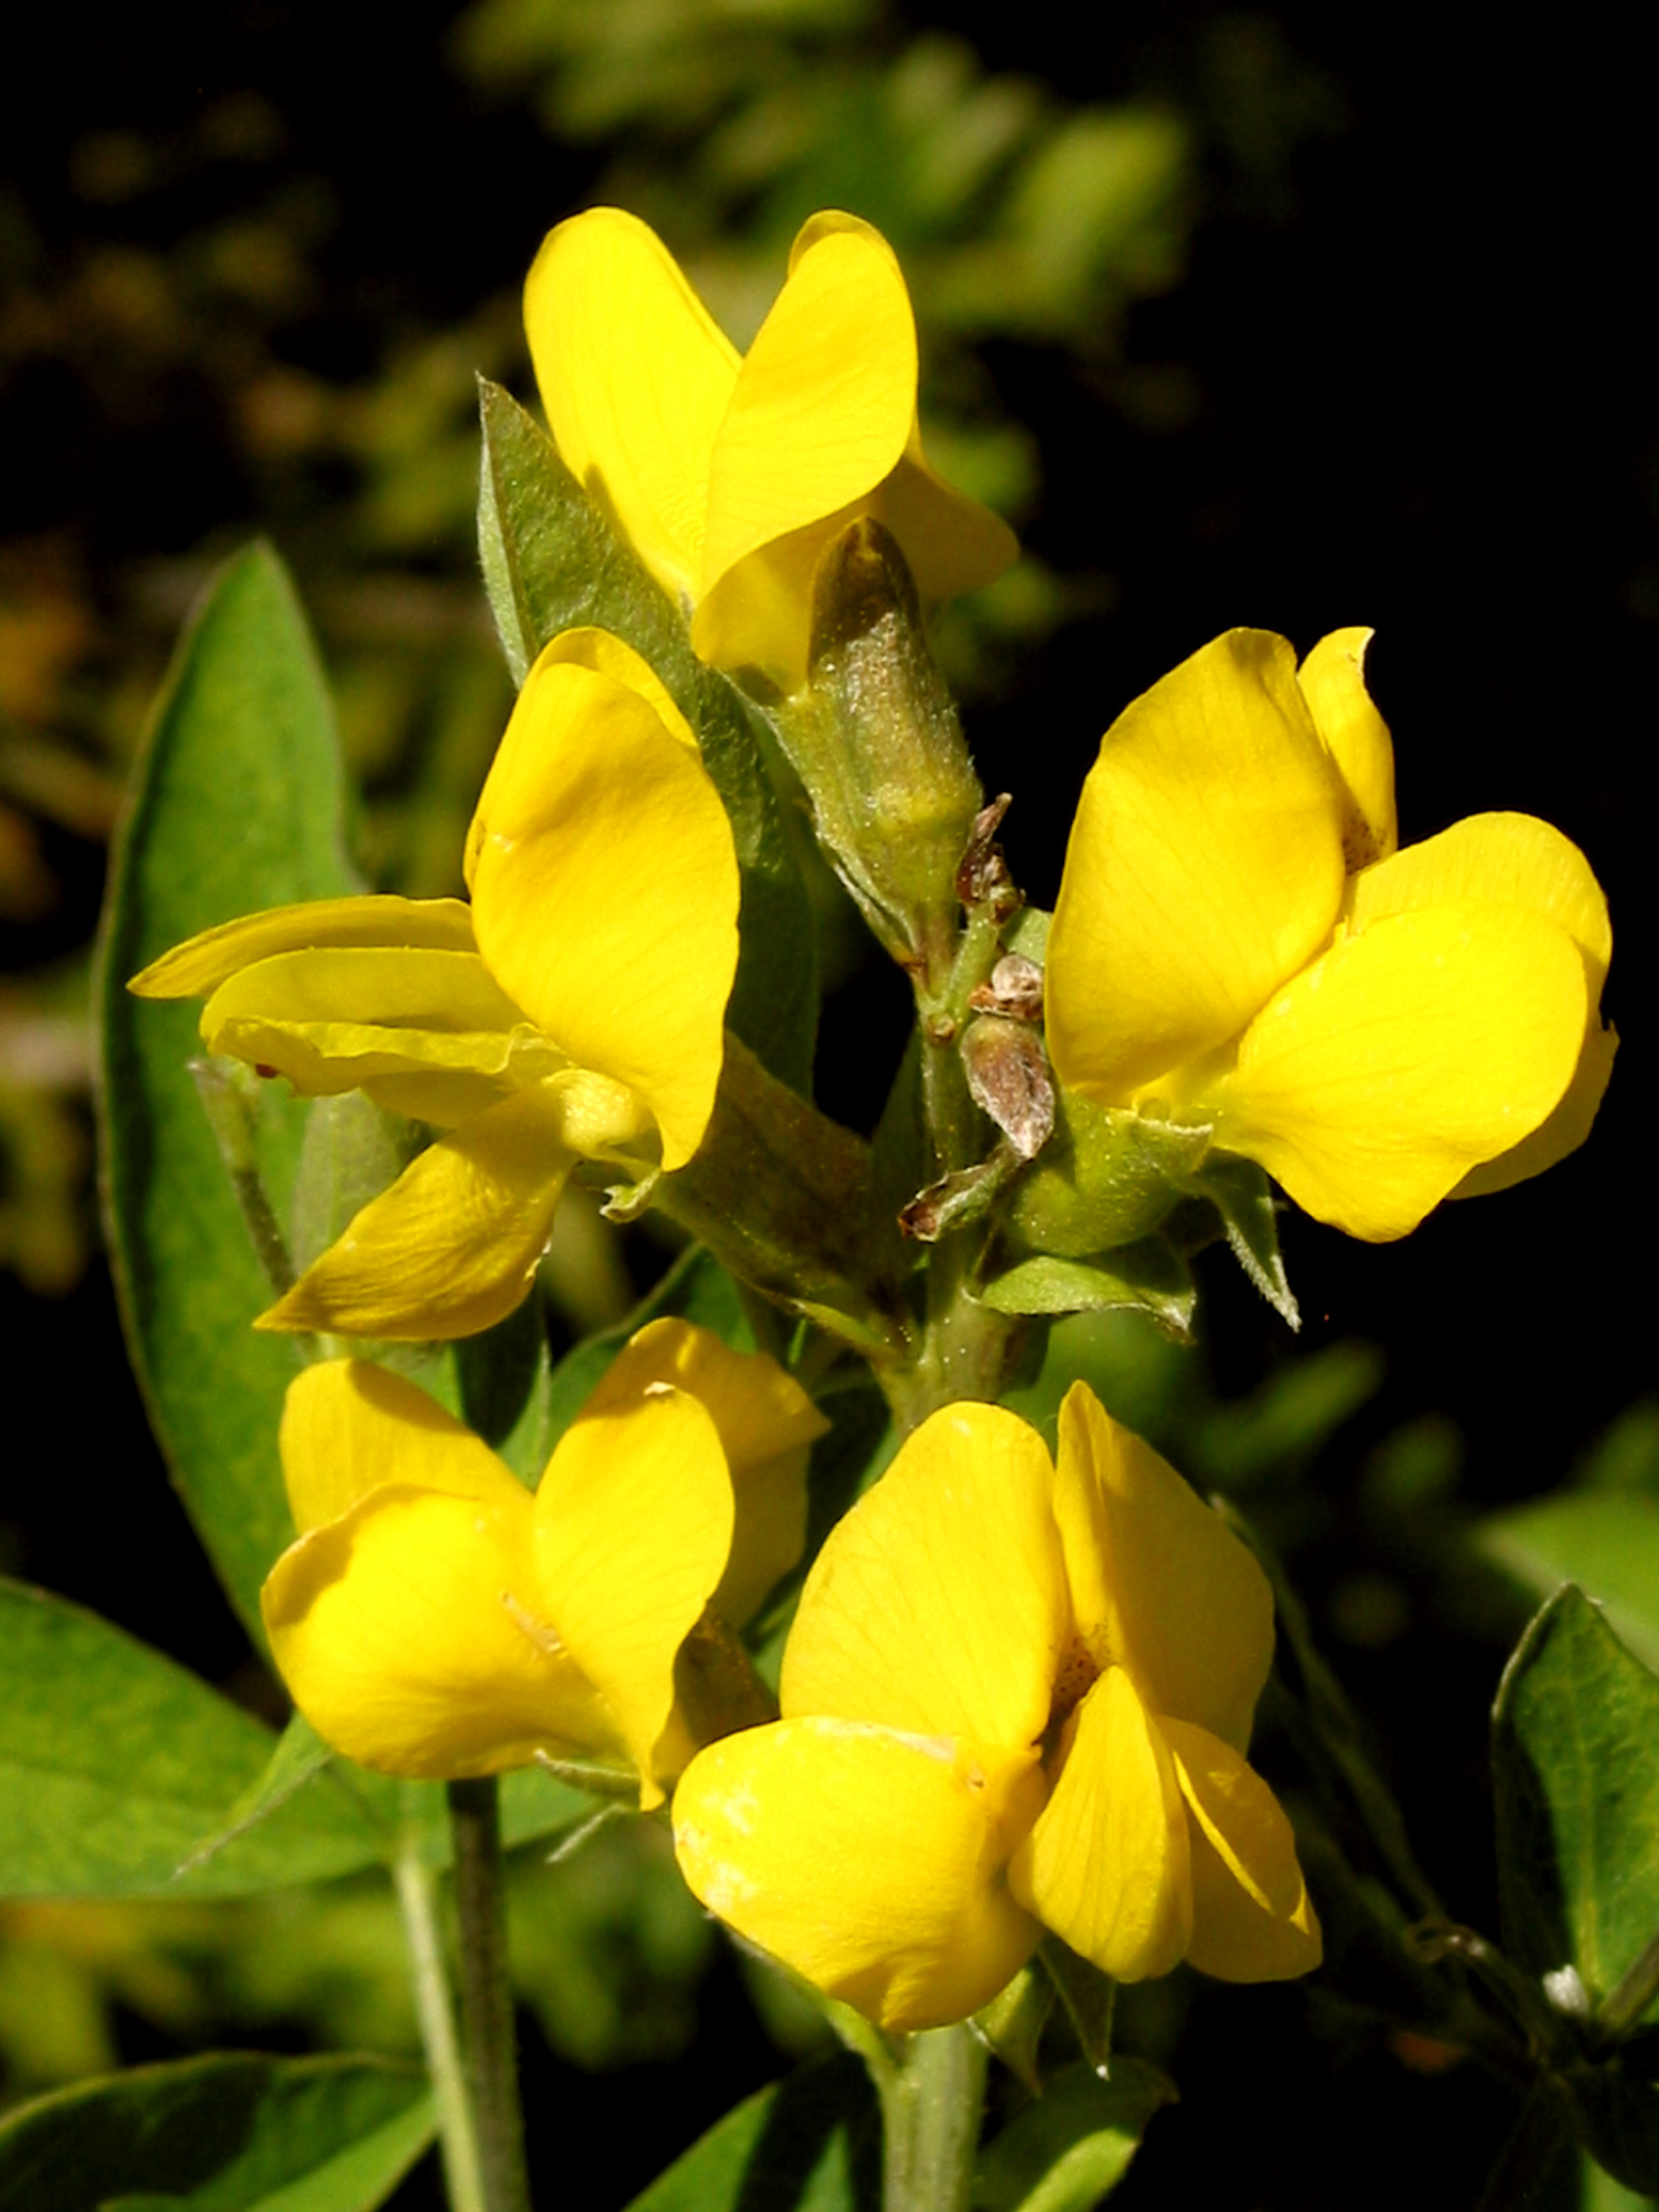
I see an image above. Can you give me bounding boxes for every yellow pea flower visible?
[130,629,740,1339]
[525,206,1016,694]
[1045,628,1614,1240]
[672,1384,1318,2034]
[262,1319,829,1804]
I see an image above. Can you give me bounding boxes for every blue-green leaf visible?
[97,543,359,1639]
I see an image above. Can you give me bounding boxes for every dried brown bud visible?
[961,1014,1054,1160]
[956,793,1019,919]
[967,953,1045,1022]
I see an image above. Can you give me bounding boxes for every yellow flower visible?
[261,1319,829,1804]
[672,1384,1318,2033]
[1044,628,1614,1240]
[130,629,740,1339]
[525,206,1016,694]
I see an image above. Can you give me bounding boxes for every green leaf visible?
[97,542,359,1640]
[978,1244,1195,1337]
[972,2059,1174,2212]
[0,2052,431,2212]
[477,377,818,1092]
[1493,1587,1659,2022]
[623,2053,879,2212]
[1481,1494,1659,1675]
[0,1581,387,1899]
[1564,2057,1659,2196]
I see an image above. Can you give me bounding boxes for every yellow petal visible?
[129,896,476,1000]
[692,217,918,679]
[259,1084,579,1340]
[1047,631,1348,1102]
[1053,1384,1272,1754]
[278,1358,529,1532]
[1347,812,1611,988]
[780,1401,1065,1751]
[467,648,739,1170]
[525,207,738,608]
[1010,1668,1191,1981]
[691,214,1014,684]
[463,628,698,892]
[1206,904,1591,1239]
[585,1318,829,1627]
[1297,628,1396,867]
[1163,1716,1322,1982]
[866,425,1019,611]
[673,1717,1047,2033]
[534,1386,735,1809]
[201,947,554,1126]
[261,1483,617,1778]
[1453,1017,1617,1198]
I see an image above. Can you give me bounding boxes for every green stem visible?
[1597,1919,1659,2041]
[392,1840,485,2212]
[447,1779,532,2212]
[878,2025,988,2212]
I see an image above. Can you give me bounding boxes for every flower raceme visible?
[262,1320,828,1802]
[1044,629,1614,1240]
[129,629,740,1340]
[673,1384,1319,2034]
[525,207,1016,695]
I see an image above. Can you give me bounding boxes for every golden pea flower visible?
[525,206,1016,693]
[262,1319,828,1802]
[1045,628,1614,1240]
[673,1385,1318,2034]
[130,629,740,1339]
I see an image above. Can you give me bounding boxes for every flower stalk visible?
[447,1780,531,2212]
[877,2023,988,2212]
[393,1839,487,2212]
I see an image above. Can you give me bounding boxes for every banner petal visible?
[1048,630,1347,1101]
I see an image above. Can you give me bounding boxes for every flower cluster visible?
[129,205,1617,2048]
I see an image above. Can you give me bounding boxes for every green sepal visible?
[772,517,983,965]
[1037,1940,1118,2078]
[973,1967,1051,2097]
[1493,1588,1659,2032]
[0,2052,432,2212]
[97,543,360,1640]
[621,2050,879,2212]
[1006,1092,1204,1259]
[476,376,818,1094]
[978,1243,1195,1339]
[970,2057,1174,2212]
[1172,1151,1299,1327]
